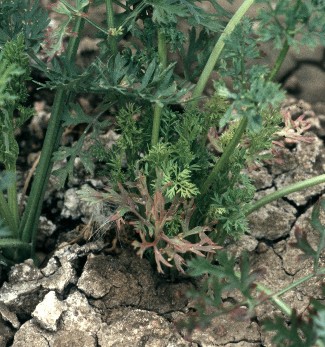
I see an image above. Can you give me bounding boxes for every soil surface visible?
[1,4,325,347]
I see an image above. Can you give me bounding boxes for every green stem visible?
[255,283,292,317]
[19,92,67,244]
[247,269,323,318]
[200,117,248,195]
[267,0,301,82]
[7,172,19,234]
[191,0,256,104]
[192,0,255,202]
[151,30,167,146]
[157,30,168,68]
[106,0,117,55]
[268,40,289,82]
[0,238,31,250]
[82,16,108,36]
[19,7,87,254]
[255,270,323,317]
[60,0,108,35]
[245,174,325,216]
[0,190,16,234]
[151,105,163,146]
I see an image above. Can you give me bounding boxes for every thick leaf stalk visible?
[192,0,256,197]
[106,0,117,55]
[192,0,256,103]
[245,174,325,216]
[19,6,88,257]
[151,30,168,146]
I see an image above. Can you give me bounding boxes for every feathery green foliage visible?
[0,2,325,344]
[0,33,33,237]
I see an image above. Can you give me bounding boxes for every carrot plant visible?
[0,0,323,263]
[1,0,325,344]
